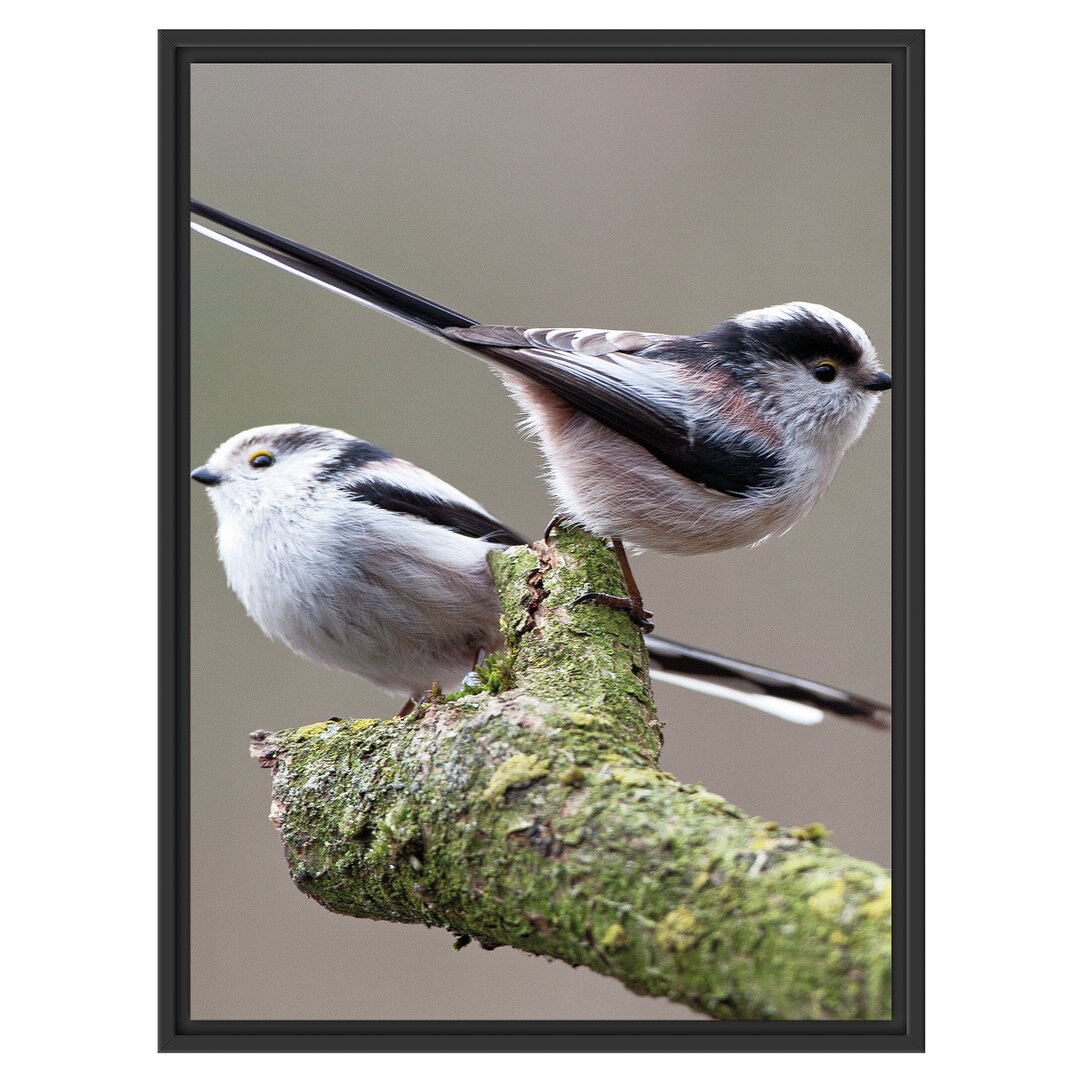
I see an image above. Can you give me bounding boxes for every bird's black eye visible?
[249,451,275,469]
[813,361,838,384]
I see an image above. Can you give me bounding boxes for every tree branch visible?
[251,527,891,1020]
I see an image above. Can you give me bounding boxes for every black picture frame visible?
[160,28,924,1052]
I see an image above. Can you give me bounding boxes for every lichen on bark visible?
[252,526,891,1020]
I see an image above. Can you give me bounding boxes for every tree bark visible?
[251,527,891,1020]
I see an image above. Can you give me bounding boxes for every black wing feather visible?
[476,344,781,496]
[344,476,529,546]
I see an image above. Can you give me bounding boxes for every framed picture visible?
[161,29,923,1051]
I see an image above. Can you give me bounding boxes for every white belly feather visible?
[214,498,504,698]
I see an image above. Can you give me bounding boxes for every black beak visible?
[863,372,892,392]
[190,466,222,486]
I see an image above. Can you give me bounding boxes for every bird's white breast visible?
[211,494,504,697]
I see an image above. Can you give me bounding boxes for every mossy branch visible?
[252,527,891,1020]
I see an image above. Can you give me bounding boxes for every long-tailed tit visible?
[192,423,889,729]
[190,203,892,630]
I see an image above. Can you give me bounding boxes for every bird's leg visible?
[397,685,444,717]
[422,682,446,709]
[545,519,654,633]
[572,537,655,633]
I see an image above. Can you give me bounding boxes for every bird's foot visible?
[543,514,568,542]
[571,591,655,634]
[396,683,443,718]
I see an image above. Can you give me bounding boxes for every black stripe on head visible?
[253,426,334,455]
[314,438,394,482]
[344,477,529,546]
[737,309,865,368]
[671,311,865,379]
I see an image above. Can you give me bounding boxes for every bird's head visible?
[190,423,391,517]
[712,302,891,453]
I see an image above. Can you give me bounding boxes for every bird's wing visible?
[342,462,530,547]
[446,325,672,355]
[190,202,780,497]
[445,325,781,497]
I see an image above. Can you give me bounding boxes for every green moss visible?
[568,711,606,726]
[807,879,846,920]
[558,764,587,786]
[601,923,628,949]
[656,907,703,953]
[844,869,870,885]
[379,802,417,844]
[293,721,330,738]
[691,791,729,811]
[337,805,367,839]
[487,545,542,640]
[860,880,892,920]
[474,650,515,694]
[443,650,516,703]
[609,765,665,787]
[792,822,830,843]
[483,754,550,806]
[487,527,660,755]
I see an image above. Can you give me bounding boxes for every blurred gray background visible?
[189,62,891,1020]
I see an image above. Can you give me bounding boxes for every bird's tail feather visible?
[645,635,890,730]
[190,200,477,337]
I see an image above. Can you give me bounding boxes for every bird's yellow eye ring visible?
[813,361,839,384]
[249,451,275,469]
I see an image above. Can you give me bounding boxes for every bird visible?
[191,423,890,729]
[190,201,892,632]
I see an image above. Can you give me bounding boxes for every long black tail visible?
[646,636,890,730]
[191,200,692,475]
[190,200,477,337]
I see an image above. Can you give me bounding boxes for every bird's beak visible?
[190,466,223,486]
[863,371,892,392]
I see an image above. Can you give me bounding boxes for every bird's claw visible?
[543,514,568,542]
[571,591,655,634]
[396,682,444,718]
